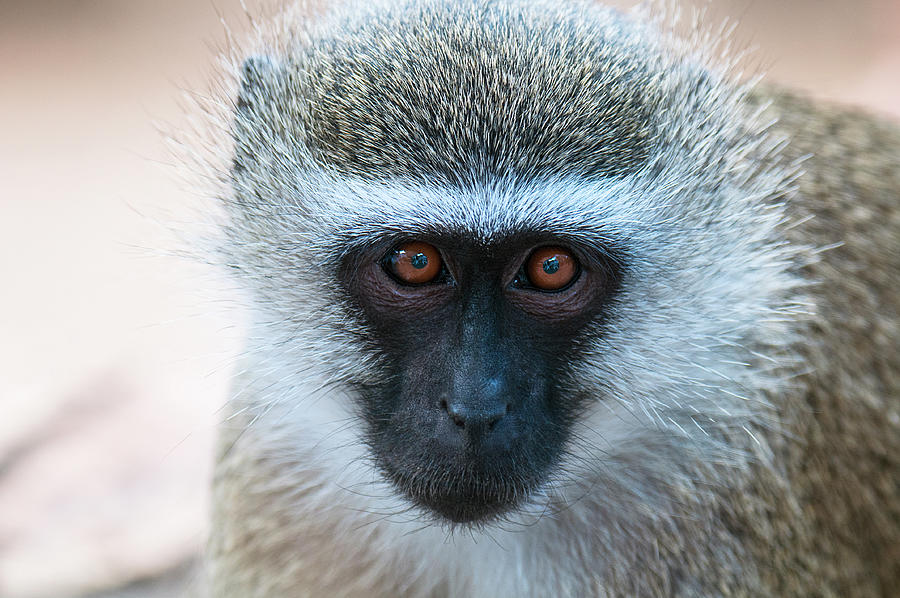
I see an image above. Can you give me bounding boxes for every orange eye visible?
[384,241,443,285]
[524,246,579,291]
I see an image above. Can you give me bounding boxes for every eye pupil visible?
[543,257,560,274]
[410,253,428,269]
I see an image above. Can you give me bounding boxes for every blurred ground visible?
[0,1,897,597]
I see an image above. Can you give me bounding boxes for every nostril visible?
[441,399,467,428]
[441,398,510,435]
[487,407,508,431]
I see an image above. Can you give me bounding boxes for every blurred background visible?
[0,1,898,597]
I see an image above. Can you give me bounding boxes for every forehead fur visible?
[261,0,681,185]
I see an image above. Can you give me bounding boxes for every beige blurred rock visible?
[0,372,205,597]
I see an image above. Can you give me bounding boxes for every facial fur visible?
[220,0,802,530]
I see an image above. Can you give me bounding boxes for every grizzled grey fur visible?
[201,0,900,596]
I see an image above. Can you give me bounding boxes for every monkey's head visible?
[223,0,800,526]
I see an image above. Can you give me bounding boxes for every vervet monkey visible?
[203,0,899,595]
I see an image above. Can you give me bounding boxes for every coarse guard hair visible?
[203,0,808,594]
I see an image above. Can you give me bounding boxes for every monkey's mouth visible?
[373,441,555,525]
[386,467,535,524]
[360,382,570,525]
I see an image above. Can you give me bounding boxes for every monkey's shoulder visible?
[748,88,900,596]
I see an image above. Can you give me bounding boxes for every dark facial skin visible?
[341,233,621,524]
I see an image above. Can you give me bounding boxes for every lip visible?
[372,429,553,524]
[409,485,524,524]
[383,463,533,524]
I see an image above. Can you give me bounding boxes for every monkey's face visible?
[225,0,799,531]
[342,236,621,523]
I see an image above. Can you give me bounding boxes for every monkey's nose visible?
[440,397,509,441]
